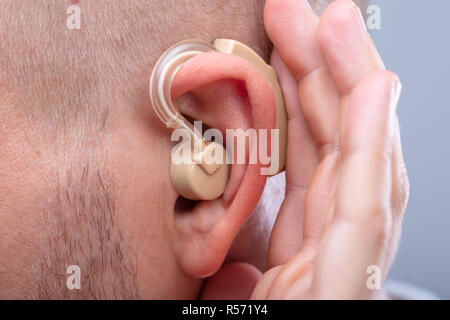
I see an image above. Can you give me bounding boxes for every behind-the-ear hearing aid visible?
[149,39,287,201]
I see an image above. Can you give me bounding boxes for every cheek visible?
[0,124,55,296]
[108,104,177,236]
[107,108,188,297]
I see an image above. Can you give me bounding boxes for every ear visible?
[168,51,278,277]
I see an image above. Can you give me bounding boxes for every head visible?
[0,0,364,299]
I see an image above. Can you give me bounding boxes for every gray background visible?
[368,0,450,298]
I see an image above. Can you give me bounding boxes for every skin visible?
[202,0,409,299]
[0,0,408,299]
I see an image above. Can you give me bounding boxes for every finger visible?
[267,50,318,268]
[391,119,410,217]
[265,248,315,299]
[317,0,385,96]
[312,71,401,299]
[265,0,340,156]
[318,0,408,227]
[250,265,282,300]
[302,150,340,250]
[301,0,389,250]
[265,0,341,267]
[382,118,409,274]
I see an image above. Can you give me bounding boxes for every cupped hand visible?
[201,0,409,300]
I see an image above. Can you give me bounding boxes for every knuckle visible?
[371,213,391,244]
[364,203,389,233]
[365,70,399,91]
[341,197,391,242]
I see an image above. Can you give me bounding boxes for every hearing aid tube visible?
[149,40,214,145]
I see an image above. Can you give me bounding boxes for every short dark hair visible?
[0,0,269,299]
[0,0,269,135]
[32,164,139,299]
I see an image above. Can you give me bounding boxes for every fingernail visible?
[303,0,313,11]
[391,77,402,111]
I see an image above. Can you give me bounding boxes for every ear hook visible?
[149,40,214,146]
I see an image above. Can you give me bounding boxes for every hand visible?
[201,0,409,300]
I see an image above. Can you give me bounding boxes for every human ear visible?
[158,41,284,277]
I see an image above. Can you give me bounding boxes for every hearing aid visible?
[149,39,287,201]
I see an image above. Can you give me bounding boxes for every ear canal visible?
[149,39,287,201]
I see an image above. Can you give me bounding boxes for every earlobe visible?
[156,45,281,278]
